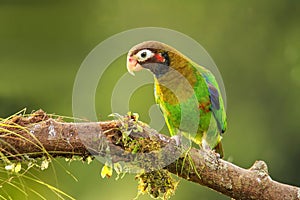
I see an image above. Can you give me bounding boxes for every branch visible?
[0,110,299,200]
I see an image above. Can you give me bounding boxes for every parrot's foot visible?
[201,140,222,158]
[201,140,211,151]
[171,135,182,146]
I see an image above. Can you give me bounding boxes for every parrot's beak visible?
[127,55,143,75]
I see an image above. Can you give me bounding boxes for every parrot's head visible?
[127,41,173,78]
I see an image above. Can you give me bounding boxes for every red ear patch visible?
[155,53,165,62]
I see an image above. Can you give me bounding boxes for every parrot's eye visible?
[136,49,154,62]
[141,52,147,58]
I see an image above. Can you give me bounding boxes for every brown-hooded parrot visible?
[126,41,227,157]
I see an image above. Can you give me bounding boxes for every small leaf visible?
[101,163,113,178]
[132,112,139,121]
[4,163,22,173]
[127,111,132,117]
[14,162,22,173]
[132,144,140,154]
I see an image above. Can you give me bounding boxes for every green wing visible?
[195,64,227,134]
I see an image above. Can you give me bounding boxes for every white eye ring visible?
[136,49,154,62]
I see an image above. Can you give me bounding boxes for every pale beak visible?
[126,55,143,75]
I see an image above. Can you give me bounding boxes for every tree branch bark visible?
[0,110,299,200]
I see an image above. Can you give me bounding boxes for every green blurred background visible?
[0,0,299,199]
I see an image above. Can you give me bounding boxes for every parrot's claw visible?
[215,152,221,159]
[171,135,182,146]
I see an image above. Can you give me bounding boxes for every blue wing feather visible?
[207,82,220,110]
[203,73,226,133]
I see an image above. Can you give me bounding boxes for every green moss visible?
[135,170,179,200]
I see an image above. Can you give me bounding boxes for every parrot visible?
[126,41,227,157]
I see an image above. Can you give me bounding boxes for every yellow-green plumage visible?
[128,41,227,156]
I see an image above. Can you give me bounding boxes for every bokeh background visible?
[0,0,299,199]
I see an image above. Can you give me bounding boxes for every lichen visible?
[135,170,179,200]
[107,112,180,199]
[110,112,162,159]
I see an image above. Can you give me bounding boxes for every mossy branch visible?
[0,110,299,200]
